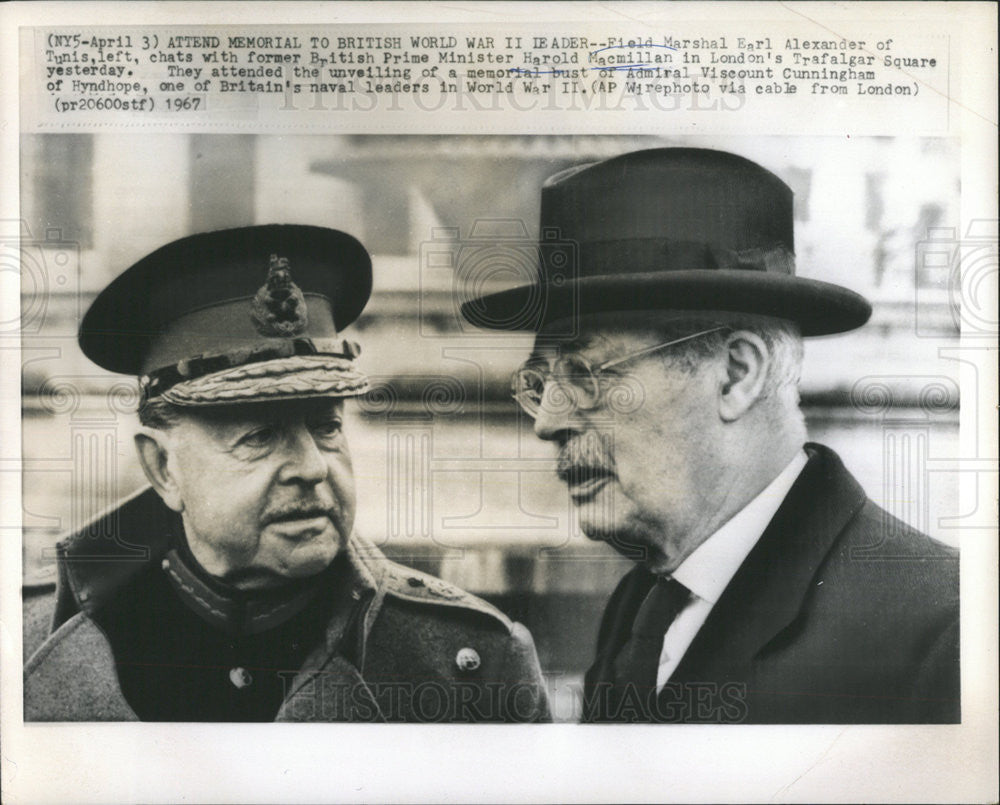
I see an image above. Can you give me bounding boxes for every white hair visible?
[663,315,803,403]
[583,310,805,410]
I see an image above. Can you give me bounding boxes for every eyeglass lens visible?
[513,355,601,417]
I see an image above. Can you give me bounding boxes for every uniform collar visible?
[160,548,338,636]
[672,450,808,604]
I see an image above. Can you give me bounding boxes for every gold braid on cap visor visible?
[139,337,368,405]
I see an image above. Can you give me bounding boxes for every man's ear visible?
[718,331,769,422]
[134,428,184,512]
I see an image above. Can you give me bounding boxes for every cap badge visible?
[251,254,309,337]
[455,647,482,673]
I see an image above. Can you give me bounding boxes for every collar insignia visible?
[251,254,309,337]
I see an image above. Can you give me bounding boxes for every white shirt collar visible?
[672,450,809,605]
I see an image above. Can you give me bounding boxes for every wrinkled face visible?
[529,325,723,574]
[163,398,356,588]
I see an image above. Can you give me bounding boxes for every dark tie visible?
[612,576,691,718]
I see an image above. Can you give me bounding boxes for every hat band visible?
[557,239,795,280]
[140,337,360,403]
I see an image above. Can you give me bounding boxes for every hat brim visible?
[460,270,872,336]
[154,355,368,406]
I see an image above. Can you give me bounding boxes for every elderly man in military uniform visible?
[461,148,960,724]
[24,224,550,723]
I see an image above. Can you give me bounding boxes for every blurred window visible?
[24,134,94,248]
[188,134,255,231]
[865,173,886,231]
[785,166,812,223]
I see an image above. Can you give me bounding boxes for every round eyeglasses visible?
[511,327,725,419]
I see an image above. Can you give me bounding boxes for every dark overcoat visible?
[584,444,960,724]
[24,488,551,723]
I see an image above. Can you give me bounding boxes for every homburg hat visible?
[460,147,871,335]
[79,224,372,406]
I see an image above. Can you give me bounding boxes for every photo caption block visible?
[24,23,953,134]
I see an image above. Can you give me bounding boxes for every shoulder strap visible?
[379,561,514,632]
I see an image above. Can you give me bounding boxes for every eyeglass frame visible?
[511,326,727,419]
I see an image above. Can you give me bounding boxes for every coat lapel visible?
[672,444,867,681]
[55,487,174,624]
[275,532,387,722]
[583,567,653,701]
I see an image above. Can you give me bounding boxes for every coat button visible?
[229,667,253,689]
[455,647,481,672]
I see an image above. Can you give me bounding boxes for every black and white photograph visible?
[2,2,996,803]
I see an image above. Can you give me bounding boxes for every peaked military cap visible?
[460,147,871,336]
[79,224,373,405]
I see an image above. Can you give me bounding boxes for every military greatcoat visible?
[24,488,551,723]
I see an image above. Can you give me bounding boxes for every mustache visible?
[262,497,338,525]
[556,432,617,482]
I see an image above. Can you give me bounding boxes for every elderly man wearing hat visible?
[461,148,959,724]
[24,225,550,722]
